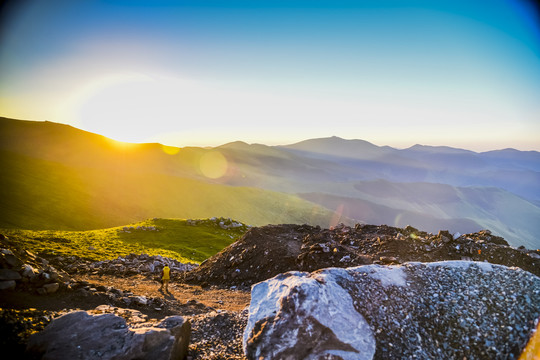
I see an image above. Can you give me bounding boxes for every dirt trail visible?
[1,273,250,318]
[76,273,251,312]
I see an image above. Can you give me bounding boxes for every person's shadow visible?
[158,288,176,300]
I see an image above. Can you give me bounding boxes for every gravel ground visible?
[187,309,248,360]
[342,262,540,360]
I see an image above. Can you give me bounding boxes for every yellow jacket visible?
[162,266,170,280]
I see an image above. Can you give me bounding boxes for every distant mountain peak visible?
[406,144,475,155]
[218,140,250,149]
[288,136,375,146]
[279,136,391,159]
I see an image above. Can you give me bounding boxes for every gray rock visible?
[46,268,59,282]
[26,309,191,360]
[130,295,148,306]
[21,264,38,278]
[36,287,48,295]
[0,268,22,281]
[43,282,60,294]
[244,270,376,360]
[0,280,16,290]
[244,261,540,360]
[0,250,23,268]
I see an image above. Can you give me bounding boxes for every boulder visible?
[21,264,38,278]
[0,249,23,268]
[42,282,60,294]
[26,309,191,360]
[130,295,148,306]
[244,270,375,360]
[244,261,540,360]
[0,280,16,290]
[61,253,197,278]
[36,287,48,295]
[0,268,22,281]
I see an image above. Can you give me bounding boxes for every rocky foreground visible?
[185,223,540,288]
[1,224,540,359]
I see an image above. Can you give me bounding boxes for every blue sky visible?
[1,0,539,150]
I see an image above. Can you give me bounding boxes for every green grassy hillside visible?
[0,118,337,230]
[0,218,249,263]
[0,117,203,178]
[0,149,335,230]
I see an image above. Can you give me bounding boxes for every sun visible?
[67,73,194,144]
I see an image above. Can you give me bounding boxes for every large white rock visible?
[243,269,376,360]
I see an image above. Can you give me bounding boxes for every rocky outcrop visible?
[26,305,191,360]
[0,239,68,295]
[54,253,197,279]
[243,261,540,360]
[185,224,540,288]
[1,232,198,293]
[187,217,247,230]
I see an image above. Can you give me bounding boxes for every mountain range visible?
[1,117,539,249]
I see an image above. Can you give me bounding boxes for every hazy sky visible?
[1,0,539,150]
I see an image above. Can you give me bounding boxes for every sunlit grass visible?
[1,218,249,263]
[0,146,335,232]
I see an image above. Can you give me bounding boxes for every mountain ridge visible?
[1,117,539,248]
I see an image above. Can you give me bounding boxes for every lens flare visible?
[199,151,228,179]
[329,203,345,229]
[394,213,404,228]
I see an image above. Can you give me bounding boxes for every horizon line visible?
[2,115,539,153]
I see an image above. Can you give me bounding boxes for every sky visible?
[1,0,539,151]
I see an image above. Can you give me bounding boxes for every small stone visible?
[1,252,23,268]
[36,287,48,295]
[22,264,38,278]
[43,282,60,294]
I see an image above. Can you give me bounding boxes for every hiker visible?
[160,265,170,292]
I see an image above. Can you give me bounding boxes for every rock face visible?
[26,306,191,360]
[244,261,540,360]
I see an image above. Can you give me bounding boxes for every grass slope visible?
[0,149,335,230]
[0,218,249,263]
